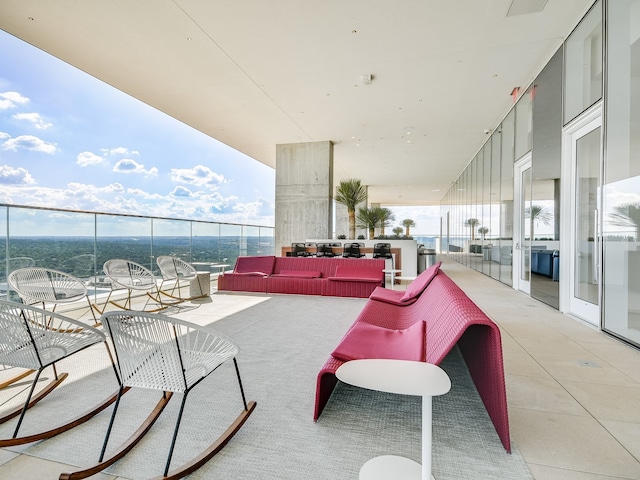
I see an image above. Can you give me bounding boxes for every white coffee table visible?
[382,269,402,289]
[336,359,451,480]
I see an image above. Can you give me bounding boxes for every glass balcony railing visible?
[0,204,274,301]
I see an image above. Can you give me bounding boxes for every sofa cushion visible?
[368,287,416,306]
[328,265,382,283]
[399,261,441,302]
[331,320,425,362]
[273,269,322,278]
[233,255,276,276]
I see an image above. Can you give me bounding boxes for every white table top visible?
[336,359,451,397]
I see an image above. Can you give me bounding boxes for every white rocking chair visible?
[7,267,98,325]
[155,255,202,302]
[61,310,256,480]
[97,259,166,313]
[0,300,119,446]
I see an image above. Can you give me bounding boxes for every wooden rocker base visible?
[59,391,174,480]
[59,398,256,480]
[0,372,68,425]
[157,290,208,303]
[0,369,35,390]
[151,400,256,480]
[0,387,128,447]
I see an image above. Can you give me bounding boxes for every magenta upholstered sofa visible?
[217,256,385,298]
[313,262,511,452]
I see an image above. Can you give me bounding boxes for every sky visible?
[0,30,275,227]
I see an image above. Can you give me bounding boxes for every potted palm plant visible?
[335,179,367,240]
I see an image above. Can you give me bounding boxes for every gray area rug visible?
[0,293,532,479]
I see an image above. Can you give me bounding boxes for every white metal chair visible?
[98,259,165,313]
[155,255,201,301]
[7,267,97,325]
[65,311,255,480]
[0,300,118,446]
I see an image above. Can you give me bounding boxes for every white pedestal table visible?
[336,359,451,480]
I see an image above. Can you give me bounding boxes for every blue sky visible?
[0,30,275,227]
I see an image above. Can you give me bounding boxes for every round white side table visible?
[382,269,402,289]
[336,359,451,480]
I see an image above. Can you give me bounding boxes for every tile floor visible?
[1,257,639,479]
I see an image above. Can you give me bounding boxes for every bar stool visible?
[336,359,451,480]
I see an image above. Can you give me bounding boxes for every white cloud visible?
[0,132,9,140]
[170,165,225,187]
[112,158,158,176]
[76,151,104,167]
[0,165,36,185]
[12,112,53,130]
[0,91,29,110]
[127,187,164,200]
[2,134,57,154]
[102,147,140,157]
[171,186,193,198]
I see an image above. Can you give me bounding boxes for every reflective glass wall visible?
[602,0,640,347]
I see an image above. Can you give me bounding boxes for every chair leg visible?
[164,391,189,477]
[233,358,248,411]
[99,386,126,462]
[12,368,43,438]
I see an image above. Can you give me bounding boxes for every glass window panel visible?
[574,128,600,305]
[603,0,640,347]
[500,110,515,286]
[244,225,260,256]
[0,206,7,298]
[8,207,96,276]
[152,218,191,275]
[564,0,603,124]
[530,46,562,309]
[490,131,502,280]
[192,222,221,265]
[96,215,153,271]
[220,224,242,267]
[515,85,534,159]
[259,227,275,256]
[482,141,492,276]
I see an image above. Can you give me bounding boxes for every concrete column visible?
[275,141,333,254]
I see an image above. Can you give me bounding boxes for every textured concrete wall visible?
[275,141,333,253]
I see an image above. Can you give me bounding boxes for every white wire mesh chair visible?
[0,300,117,445]
[155,255,201,302]
[97,259,165,313]
[72,311,255,480]
[7,267,97,325]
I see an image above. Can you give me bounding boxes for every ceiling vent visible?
[507,0,548,17]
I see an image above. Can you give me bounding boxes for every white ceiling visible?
[0,0,595,205]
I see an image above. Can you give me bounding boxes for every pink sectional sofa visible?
[313,262,511,452]
[217,256,385,298]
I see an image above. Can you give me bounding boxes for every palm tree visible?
[609,202,640,240]
[334,179,368,240]
[378,207,395,236]
[478,226,489,242]
[525,204,552,240]
[392,226,404,236]
[402,218,416,237]
[464,218,480,240]
[356,206,384,240]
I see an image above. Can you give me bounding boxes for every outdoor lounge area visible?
[0,257,639,479]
